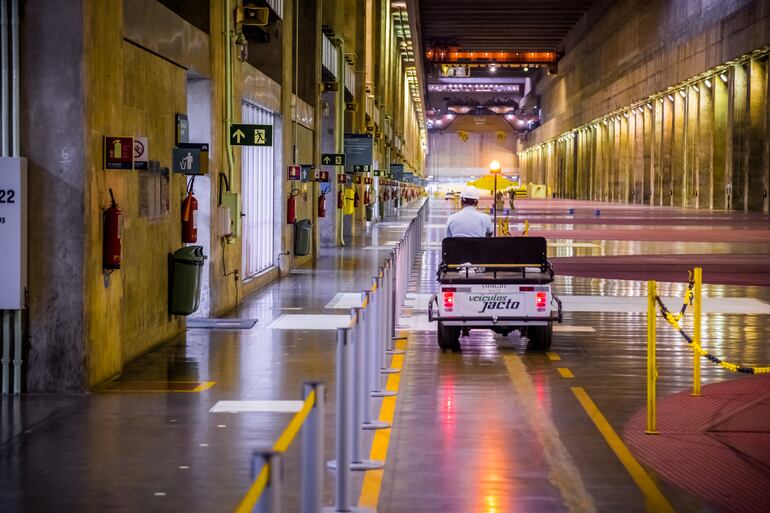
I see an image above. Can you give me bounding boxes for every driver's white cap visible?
[461,188,480,201]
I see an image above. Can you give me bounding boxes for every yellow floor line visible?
[557,368,574,379]
[504,356,598,513]
[571,387,676,513]
[358,342,405,509]
[546,351,561,361]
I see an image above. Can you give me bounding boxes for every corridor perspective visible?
[1,1,769,513]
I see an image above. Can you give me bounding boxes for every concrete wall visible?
[428,131,518,178]
[19,0,426,391]
[521,0,770,212]
[22,0,87,391]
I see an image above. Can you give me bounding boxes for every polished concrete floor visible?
[1,197,769,513]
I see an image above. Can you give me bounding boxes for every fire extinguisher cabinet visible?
[294,219,312,256]
[169,246,206,315]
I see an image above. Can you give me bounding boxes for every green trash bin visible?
[294,219,312,256]
[169,245,205,315]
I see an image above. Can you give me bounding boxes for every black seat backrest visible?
[442,237,547,268]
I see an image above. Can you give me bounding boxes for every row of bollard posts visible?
[247,201,426,513]
[327,201,426,512]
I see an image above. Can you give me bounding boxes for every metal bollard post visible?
[364,277,393,425]
[645,280,659,435]
[253,450,282,513]
[692,267,702,397]
[301,382,324,513]
[349,304,384,470]
[327,327,352,510]
[382,256,400,374]
[372,268,397,397]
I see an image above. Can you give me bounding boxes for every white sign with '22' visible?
[0,157,27,309]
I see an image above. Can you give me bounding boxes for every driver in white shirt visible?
[446,189,493,238]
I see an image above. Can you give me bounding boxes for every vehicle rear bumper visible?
[428,294,563,325]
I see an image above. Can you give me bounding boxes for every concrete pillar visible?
[661,97,674,206]
[672,91,685,207]
[22,0,86,391]
[731,64,749,211]
[643,103,653,204]
[686,86,699,208]
[713,73,729,210]
[697,81,714,210]
[748,58,767,211]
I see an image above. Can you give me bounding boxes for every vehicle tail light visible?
[536,292,547,309]
[443,291,455,311]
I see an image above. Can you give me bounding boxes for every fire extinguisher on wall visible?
[103,188,122,270]
[354,190,360,208]
[337,186,344,209]
[182,177,198,243]
[318,187,329,218]
[364,187,371,206]
[287,189,300,224]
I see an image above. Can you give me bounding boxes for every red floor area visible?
[478,198,770,285]
[551,254,770,286]
[624,376,770,513]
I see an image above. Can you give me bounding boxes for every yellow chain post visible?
[692,267,702,397]
[646,280,659,435]
[523,219,529,236]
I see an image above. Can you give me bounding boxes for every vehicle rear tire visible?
[437,322,461,352]
[528,324,553,351]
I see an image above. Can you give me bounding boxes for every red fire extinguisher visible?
[354,191,360,208]
[287,189,300,224]
[103,188,122,270]
[182,177,198,243]
[319,187,329,218]
[364,188,371,206]
[337,186,344,209]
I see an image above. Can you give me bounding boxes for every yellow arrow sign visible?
[232,129,245,144]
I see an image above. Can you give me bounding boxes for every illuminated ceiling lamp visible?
[488,105,513,114]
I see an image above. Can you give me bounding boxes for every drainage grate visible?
[186,318,258,329]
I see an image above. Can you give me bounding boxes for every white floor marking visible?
[178,466,189,470]
[560,295,770,314]
[268,314,352,330]
[325,292,364,309]
[209,400,304,413]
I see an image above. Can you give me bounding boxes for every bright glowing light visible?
[489,160,501,173]
[436,120,442,126]
[720,73,728,83]
[506,114,514,120]
[523,66,529,72]
[705,78,712,88]
[679,89,686,98]
[667,94,674,101]
[447,113,455,120]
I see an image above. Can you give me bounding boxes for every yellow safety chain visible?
[655,274,770,375]
[522,220,529,236]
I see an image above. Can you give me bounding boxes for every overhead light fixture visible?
[523,66,529,72]
[489,63,497,72]
[667,94,674,102]
[679,90,686,98]
[705,78,712,88]
[447,113,455,120]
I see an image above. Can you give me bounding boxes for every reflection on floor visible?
[1,197,769,513]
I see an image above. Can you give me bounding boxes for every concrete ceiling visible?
[418,0,598,52]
